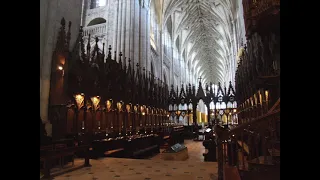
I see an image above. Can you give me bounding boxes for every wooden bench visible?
[54,144,75,167]
[163,135,170,140]
[224,164,241,180]
[40,145,54,172]
[104,148,125,157]
[132,145,159,157]
[161,135,170,148]
[202,140,217,162]
[40,145,90,179]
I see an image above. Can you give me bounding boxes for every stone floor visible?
[52,140,218,180]
[150,139,206,162]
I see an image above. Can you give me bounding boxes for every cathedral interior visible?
[40,0,280,179]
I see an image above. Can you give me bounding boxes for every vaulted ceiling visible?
[162,0,239,84]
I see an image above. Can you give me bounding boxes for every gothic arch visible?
[161,0,245,84]
[165,16,173,38]
[87,18,106,26]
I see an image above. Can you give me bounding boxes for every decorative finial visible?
[102,43,105,55]
[61,18,65,26]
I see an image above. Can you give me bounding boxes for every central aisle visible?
[150,140,206,162]
[53,140,218,180]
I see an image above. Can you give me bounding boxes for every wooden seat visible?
[132,145,158,157]
[40,145,90,179]
[104,148,124,156]
[161,135,170,148]
[224,165,241,180]
[55,144,67,149]
[163,135,170,140]
[41,145,54,151]
[40,145,54,170]
[54,144,75,168]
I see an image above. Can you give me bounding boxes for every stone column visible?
[133,0,140,71]
[120,0,126,58]
[159,30,163,81]
[80,0,86,26]
[116,0,122,59]
[185,61,187,84]
[124,0,132,65]
[129,0,135,63]
[40,0,59,136]
[107,0,117,54]
[146,2,151,72]
[139,2,147,69]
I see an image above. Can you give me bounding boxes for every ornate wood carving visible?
[48,19,170,140]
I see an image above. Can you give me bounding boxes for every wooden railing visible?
[40,145,91,179]
[215,98,280,180]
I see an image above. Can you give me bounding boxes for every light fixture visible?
[74,94,85,110]
[265,90,269,101]
[57,65,64,76]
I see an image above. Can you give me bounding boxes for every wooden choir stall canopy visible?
[168,80,238,128]
[46,19,183,159]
